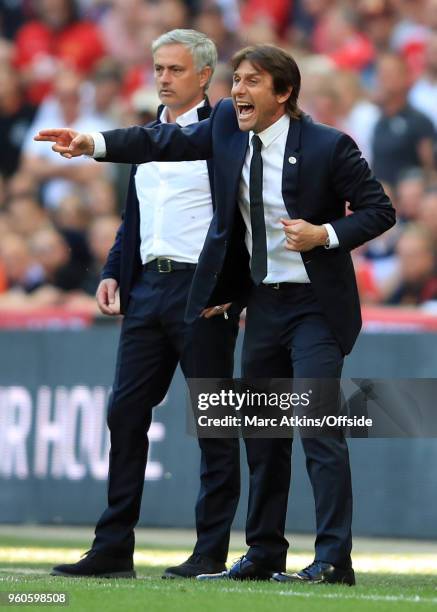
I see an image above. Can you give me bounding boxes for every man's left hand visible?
[281,218,328,252]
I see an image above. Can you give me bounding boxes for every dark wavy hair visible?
[231,45,302,119]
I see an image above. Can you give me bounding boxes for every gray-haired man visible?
[49,30,241,580]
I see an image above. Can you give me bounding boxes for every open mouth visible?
[237,102,255,118]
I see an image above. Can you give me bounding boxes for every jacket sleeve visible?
[99,163,139,283]
[329,133,396,251]
[100,117,213,165]
[100,219,123,283]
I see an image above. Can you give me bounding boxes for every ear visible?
[276,86,292,105]
[199,66,213,89]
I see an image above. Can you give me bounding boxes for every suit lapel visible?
[282,116,302,219]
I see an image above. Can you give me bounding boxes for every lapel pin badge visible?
[288,156,297,165]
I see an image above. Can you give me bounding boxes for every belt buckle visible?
[157,257,172,273]
[272,283,280,290]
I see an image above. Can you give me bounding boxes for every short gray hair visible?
[152,29,217,89]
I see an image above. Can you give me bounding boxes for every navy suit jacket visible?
[100,100,214,314]
[99,98,396,354]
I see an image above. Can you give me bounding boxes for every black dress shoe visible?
[50,550,135,578]
[272,561,355,586]
[197,556,274,581]
[162,554,226,579]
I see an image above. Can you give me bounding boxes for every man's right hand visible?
[34,129,95,158]
[96,279,120,315]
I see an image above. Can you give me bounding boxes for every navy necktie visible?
[249,134,267,285]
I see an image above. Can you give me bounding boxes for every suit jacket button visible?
[288,156,297,164]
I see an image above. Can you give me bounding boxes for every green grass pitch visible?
[0,532,436,612]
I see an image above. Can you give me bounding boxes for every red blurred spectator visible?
[315,6,375,71]
[121,1,191,102]
[240,0,292,37]
[359,0,397,53]
[0,263,7,293]
[98,0,150,68]
[390,0,429,79]
[14,0,106,104]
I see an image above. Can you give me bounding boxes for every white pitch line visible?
[218,586,437,605]
[143,583,437,605]
[0,568,47,576]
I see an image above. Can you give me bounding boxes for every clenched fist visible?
[281,218,328,252]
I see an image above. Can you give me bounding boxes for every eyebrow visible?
[233,70,262,78]
[154,64,185,69]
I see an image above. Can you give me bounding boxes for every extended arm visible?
[34,119,213,164]
[100,120,213,164]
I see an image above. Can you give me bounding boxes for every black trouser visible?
[92,268,240,561]
[241,283,352,572]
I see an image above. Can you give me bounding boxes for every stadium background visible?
[0,0,437,602]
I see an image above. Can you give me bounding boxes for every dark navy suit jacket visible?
[99,98,396,354]
[100,101,214,314]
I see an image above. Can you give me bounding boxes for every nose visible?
[232,80,246,97]
[159,68,172,84]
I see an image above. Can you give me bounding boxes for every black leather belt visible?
[144,258,197,273]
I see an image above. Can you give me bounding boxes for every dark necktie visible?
[249,134,267,285]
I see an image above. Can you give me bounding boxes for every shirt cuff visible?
[323,223,339,249]
[90,132,107,159]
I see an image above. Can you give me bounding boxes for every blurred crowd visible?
[0,0,436,314]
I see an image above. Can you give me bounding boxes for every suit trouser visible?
[92,268,240,560]
[242,283,353,571]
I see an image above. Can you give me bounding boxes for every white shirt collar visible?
[160,99,206,126]
[250,113,290,149]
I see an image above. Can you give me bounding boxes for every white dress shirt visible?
[92,100,213,264]
[238,113,339,284]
